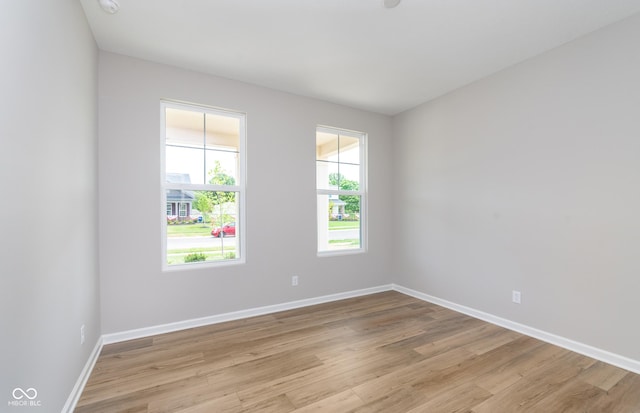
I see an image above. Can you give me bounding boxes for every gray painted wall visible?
[98,52,393,334]
[393,13,640,361]
[3,3,640,408]
[0,1,100,411]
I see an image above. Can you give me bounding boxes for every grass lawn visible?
[166,246,236,265]
[328,239,360,246]
[328,221,360,230]
[167,223,213,237]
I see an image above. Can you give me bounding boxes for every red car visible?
[211,222,236,237]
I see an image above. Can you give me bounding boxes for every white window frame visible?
[178,202,187,217]
[316,125,367,256]
[161,100,247,270]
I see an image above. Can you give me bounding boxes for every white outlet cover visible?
[512,291,521,304]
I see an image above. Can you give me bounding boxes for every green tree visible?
[206,161,236,205]
[206,161,236,226]
[193,192,213,224]
[328,173,360,214]
[328,172,342,188]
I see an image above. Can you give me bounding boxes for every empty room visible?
[3,0,640,412]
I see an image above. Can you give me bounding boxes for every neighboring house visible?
[328,193,346,218]
[166,173,194,221]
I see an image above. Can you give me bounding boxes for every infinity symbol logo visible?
[12,387,38,400]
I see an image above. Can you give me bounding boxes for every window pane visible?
[316,160,339,190]
[339,135,360,164]
[338,163,360,190]
[166,190,239,265]
[166,108,204,148]
[206,113,239,150]
[206,150,239,185]
[166,189,195,221]
[166,146,205,185]
[317,194,361,252]
[316,131,339,162]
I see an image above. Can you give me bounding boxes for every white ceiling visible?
[80,0,640,115]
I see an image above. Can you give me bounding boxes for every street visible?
[166,229,359,250]
[167,236,236,250]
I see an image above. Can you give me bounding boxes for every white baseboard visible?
[62,336,104,413]
[102,284,393,345]
[392,284,640,375]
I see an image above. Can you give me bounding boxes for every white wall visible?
[98,52,393,334]
[393,13,640,361]
[0,1,100,411]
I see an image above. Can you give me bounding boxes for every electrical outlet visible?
[80,324,86,345]
[292,276,299,286]
[512,290,521,304]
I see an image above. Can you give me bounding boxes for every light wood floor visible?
[76,291,640,412]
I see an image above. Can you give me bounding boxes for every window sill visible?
[317,248,366,258]
[162,258,245,272]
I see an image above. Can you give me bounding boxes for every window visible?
[161,101,246,268]
[316,126,366,254]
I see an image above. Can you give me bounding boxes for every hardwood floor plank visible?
[164,393,242,413]
[75,292,640,413]
[409,336,545,397]
[237,346,421,408]
[472,351,596,412]
[413,323,505,358]
[351,346,476,403]
[462,327,522,355]
[145,379,236,413]
[76,375,208,413]
[579,360,630,391]
[79,353,208,406]
[284,347,424,408]
[524,379,605,413]
[290,389,363,412]
[351,386,429,413]
[406,382,492,413]
[584,373,640,413]
[240,394,296,413]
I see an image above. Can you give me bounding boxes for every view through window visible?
[316,126,366,253]
[162,101,245,268]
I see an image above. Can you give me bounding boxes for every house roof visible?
[166,173,195,203]
[166,189,194,203]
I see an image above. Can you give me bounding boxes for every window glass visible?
[162,101,245,268]
[316,127,366,254]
